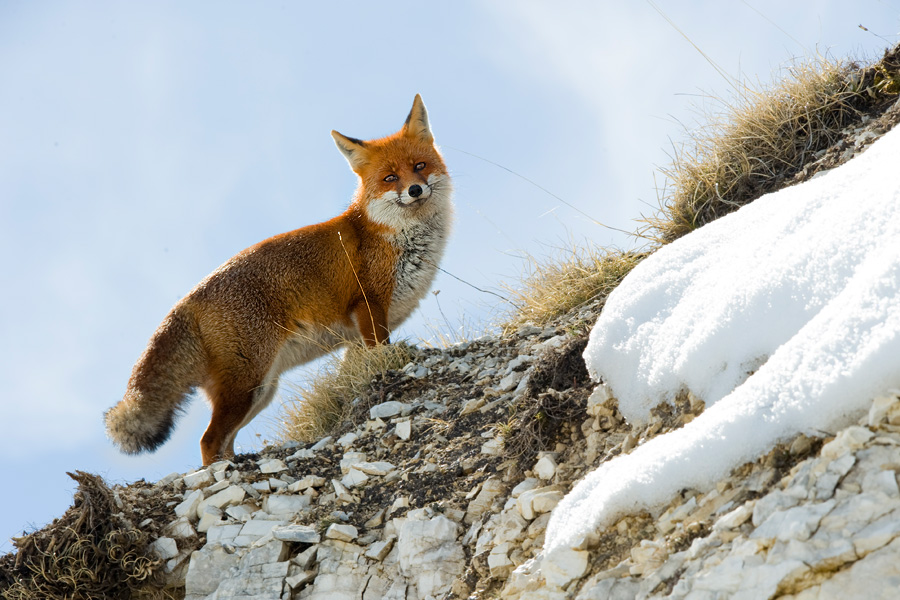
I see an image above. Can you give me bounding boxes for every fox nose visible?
[408,184,423,198]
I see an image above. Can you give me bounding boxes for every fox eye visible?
[384,174,398,183]
[414,162,426,171]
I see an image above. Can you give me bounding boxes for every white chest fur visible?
[387,209,451,328]
[363,172,453,330]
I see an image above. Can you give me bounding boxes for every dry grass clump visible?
[502,246,646,332]
[0,472,173,600]
[278,342,415,443]
[645,50,900,243]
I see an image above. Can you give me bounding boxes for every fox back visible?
[105,95,452,465]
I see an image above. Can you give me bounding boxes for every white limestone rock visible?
[630,539,667,576]
[257,458,288,474]
[751,500,836,543]
[821,426,875,460]
[325,523,358,542]
[460,397,486,415]
[242,539,289,566]
[511,478,541,498]
[862,469,900,498]
[289,447,315,460]
[354,461,396,476]
[488,542,515,577]
[498,371,523,392]
[183,468,214,489]
[543,547,590,589]
[196,505,226,533]
[224,503,256,522]
[207,460,233,474]
[586,383,613,417]
[819,492,895,534]
[714,503,754,531]
[196,484,246,518]
[534,454,558,481]
[390,496,410,515]
[481,437,503,456]
[781,536,900,600]
[532,490,564,515]
[332,478,354,503]
[204,479,230,494]
[752,490,801,527]
[365,508,387,529]
[342,467,370,488]
[174,489,204,520]
[305,572,371,600]
[292,544,318,569]
[395,419,412,440]
[184,544,242,597]
[480,508,529,552]
[370,401,407,419]
[148,536,178,561]
[466,477,505,524]
[285,570,316,590]
[398,511,465,599]
[188,540,288,600]
[310,436,333,451]
[853,508,900,555]
[156,472,181,487]
[237,517,287,542]
[208,524,243,547]
[337,432,359,448]
[273,523,320,544]
[339,451,367,473]
[166,516,197,539]
[262,494,311,516]
[365,537,396,561]
[517,486,563,521]
[869,394,898,426]
[289,474,327,492]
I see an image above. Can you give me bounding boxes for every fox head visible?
[332,94,452,230]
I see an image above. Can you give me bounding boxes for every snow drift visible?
[545,126,900,553]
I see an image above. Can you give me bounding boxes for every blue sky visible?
[1,1,897,552]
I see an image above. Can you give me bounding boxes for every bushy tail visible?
[105,306,206,455]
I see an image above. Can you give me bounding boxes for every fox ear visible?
[332,130,369,172]
[402,94,433,144]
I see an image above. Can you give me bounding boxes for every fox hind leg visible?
[199,378,280,465]
[225,382,279,457]
[200,392,252,465]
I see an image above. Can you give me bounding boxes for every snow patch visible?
[545,126,900,553]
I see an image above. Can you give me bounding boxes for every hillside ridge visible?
[2,47,900,600]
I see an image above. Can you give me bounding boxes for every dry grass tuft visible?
[643,51,900,243]
[502,246,647,332]
[0,471,174,600]
[278,342,415,443]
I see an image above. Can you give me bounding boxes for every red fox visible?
[105,95,452,465]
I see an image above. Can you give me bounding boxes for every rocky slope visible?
[6,280,900,600]
[2,53,900,600]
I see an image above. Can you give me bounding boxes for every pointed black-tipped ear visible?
[402,94,433,144]
[332,130,369,172]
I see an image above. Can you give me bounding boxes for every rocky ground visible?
[6,281,900,599]
[2,50,899,600]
